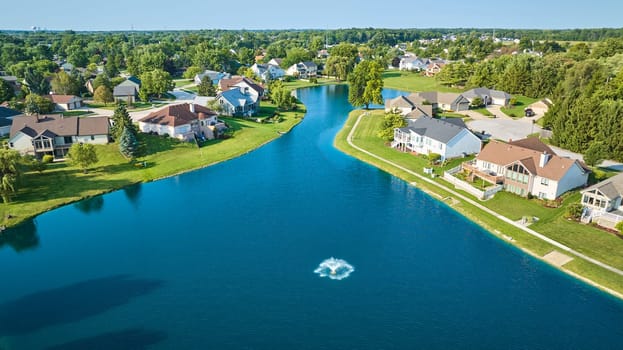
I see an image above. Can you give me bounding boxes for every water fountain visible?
[314,257,354,280]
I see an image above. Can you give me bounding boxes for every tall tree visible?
[68,143,98,173]
[51,70,80,95]
[93,85,113,105]
[110,103,137,141]
[0,149,20,203]
[197,78,216,97]
[24,66,50,95]
[24,94,55,115]
[118,126,141,159]
[0,78,14,103]
[140,69,174,99]
[348,60,384,109]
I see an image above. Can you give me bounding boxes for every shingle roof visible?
[218,88,258,107]
[43,94,82,104]
[113,85,137,97]
[509,137,555,154]
[139,103,216,127]
[462,88,511,100]
[476,139,588,181]
[10,115,109,138]
[581,172,623,200]
[403,116,468,144]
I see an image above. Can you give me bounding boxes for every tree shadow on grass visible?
[0,275,163,336]
[0,218,38,252]
[382,71,402,78]
[46,328,167,350]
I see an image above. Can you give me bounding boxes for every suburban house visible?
[43,94,83,111]
[9,114,110,159]
[267,58,283,68]
[462,88,512,106]
[425,61,446,77]
[384,95,432,118]
[218,76,264,96]
[216,86,260,117]
[0,106,22,136]
[412,91,471,112]
[250,63,285,82]
[138,103,223,141]
[113,76,141,104]
[392,116,481,160]
[399,56,429,71]
[286,61,318,79]
[194,70,231,85]
[464,138,590,200]
[580,172,623,227]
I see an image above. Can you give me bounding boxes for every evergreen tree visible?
[197,78,216,96]
[24,66,50,95]
[118,126,141,159]
[110,103,137,141]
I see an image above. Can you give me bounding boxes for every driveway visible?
[169,88,196,101]
[467,118,542,142]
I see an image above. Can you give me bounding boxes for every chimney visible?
[189,103,195,113]
[539,152,550,168]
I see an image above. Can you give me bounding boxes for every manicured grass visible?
[0,103,305,228]
[334,109,623,297]
[471,107,494,116]
[501,95,538,118]
[86,102,167,111]
[283,78,344,90]
[61,110,94,117]
[382,70,463,93]
[438,112,468,119]
[174,79,193,88]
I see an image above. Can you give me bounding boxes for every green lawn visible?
[501,95,538,118]
[86,102,167,111]
[471,107,494,116]
[334,109,623,297]
[174,79,193,88]
[382,70,463,93]
[0,103,305,228]
[62,110,94,117]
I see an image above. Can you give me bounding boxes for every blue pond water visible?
[1,85,622,349]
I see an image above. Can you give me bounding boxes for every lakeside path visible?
[342,111,623,298]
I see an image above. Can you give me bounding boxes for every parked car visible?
[524,108,535,117]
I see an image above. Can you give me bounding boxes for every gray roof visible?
[402,116,468,144]
[582,172,623,200]
[10,114,109,138]
[113,85,137,97]
[302,61,317,69]
[218,87,258,107]
[462,88,511,100]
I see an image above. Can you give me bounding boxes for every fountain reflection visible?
[314,257,354,280]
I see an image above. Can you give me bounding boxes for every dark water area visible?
[0,85,622,349]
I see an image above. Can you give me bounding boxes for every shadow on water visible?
[73,195,104,214]
[0,218,38,252]
[123,183,142,207]
[45,328,167,350]
[0,275,163,336]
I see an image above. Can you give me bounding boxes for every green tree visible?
[470,97,484,108]
[282,48,314,69]
[118,126,141,159]
[24,94,55,115]
[183,66,203,79]
[93,85,113,105]
[24,66,50,95]
[616,221,623,233]
[51,70,80,95]
[140,69,174,99]
[565,203,584,220]
[348,60,384,109]
[67,143,98,173]
[110,103,137,141]
[197,78,216,97]
[0,149,21,203]
[92,74,112,91]
[378,112,407,141]
[270,81,297,110]
[583,142,607,166]
[0,78,14,103]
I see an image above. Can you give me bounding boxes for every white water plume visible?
[314,257,354,280]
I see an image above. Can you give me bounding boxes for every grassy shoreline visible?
[334,109,623,300]
[0,102,306,228]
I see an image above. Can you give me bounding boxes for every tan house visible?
[43,94,83,111]
[464,137,590,200]
[580,172,623,227]
[384,95,433,118]
[138,103,224,141]
[9,114,110,159]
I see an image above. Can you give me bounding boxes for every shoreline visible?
[334,110,623,301]
[1,112,305,230]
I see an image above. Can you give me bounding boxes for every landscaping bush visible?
[509,97,518,106]
[564,203,583,220]
[42,155,54,164]
[616,221,623,233]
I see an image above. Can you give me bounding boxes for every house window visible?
[541,178,549,185]
[91,135,95,141]
[9,142,13,148]
[64,136,72,144]
[538,192,546,199]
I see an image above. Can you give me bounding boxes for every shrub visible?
[564,203,583,220]
[509,97,518,106]
[42,155,54,164]
[616,221,623,233]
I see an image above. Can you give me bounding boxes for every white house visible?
[250,63,285,82]
[466,138,590,200]
[138,103,222,141]
[194,70,231,85]
[286,61,317,79]
[9,114,110,159]
[399,56,429,71]
[462,88,512,106]
[216,87,260,117]
[580,172,623,228]
[43,94,84,111]
[392,117,481,160]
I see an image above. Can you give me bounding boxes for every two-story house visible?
[138,103,223,141]
[9,114,110,159]
[286,61,318,79]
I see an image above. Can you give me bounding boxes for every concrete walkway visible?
[347,112,623,278]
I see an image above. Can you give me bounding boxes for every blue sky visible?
[2,0,622,31]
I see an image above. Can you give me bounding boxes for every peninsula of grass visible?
[334,109,623,298]
[501,95,538,118]
[382,70,463,93]
[0,102,305,228]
